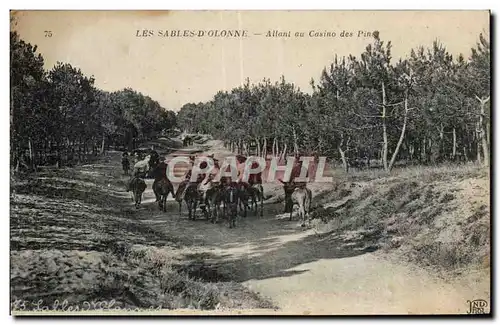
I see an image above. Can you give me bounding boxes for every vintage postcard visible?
[10,10,491,316]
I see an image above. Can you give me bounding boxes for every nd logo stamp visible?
[466,299,488,315]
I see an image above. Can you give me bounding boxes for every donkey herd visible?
[122,149,313,229]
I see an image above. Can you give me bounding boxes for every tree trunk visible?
[487,120,490,151]
[438,123,444,162]
[381,81,389,171]
[10,87,15,156]
[477,134,481,164]
[84,141,89,163]
[476,96,490,167]
[482,133,489,166]
[79,137,83,161]
[281,142,288,161]
[452,127,457,160]
[101,133,106,154]
[421,138,426,163]
[476,123,481,164]
[243,141,249,156]
[292,127,299,155]
[338,134,350,173]
[428,138,433,164]
[388,91,410,172]
[338,145,348,173]
[28,138,34,170]
[262,137,267,158]
[92,137,96,155]
[55,141,61,168]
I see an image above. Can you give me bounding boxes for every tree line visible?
[10,31,177,171]
[176,31,490,173]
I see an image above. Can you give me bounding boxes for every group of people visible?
[122,148,163,208]
[121,148,314,226]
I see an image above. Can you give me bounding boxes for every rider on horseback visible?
[177,155,198,200]
[148,149,160,173]
[150,160,167,202]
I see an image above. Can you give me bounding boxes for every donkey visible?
[292,185,312,227]
[279,179,297,215]
[198,174,223,223]
[154,178,175,212]
[175,181,188,215]
[248,165,264,217]
[247,183,264,217]
[175,180,201,220]
[279,179,312,225]
[223,183,240,228]
[280,180,312,227]
[149,161,175,212]
[237,182,250,218]
[174,165,207,220]
[127,176,147,209]
[184,182,200,220]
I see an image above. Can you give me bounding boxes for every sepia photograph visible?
[9,9,491,316]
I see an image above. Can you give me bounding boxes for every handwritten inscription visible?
[135,29,375,39]
[11,298,162,312]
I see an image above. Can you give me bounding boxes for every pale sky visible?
[12,10,490,111]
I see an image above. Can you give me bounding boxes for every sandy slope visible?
[128,140,490,315]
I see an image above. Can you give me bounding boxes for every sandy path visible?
[123,140,490,315]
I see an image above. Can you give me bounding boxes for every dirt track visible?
[11,139,490,315]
